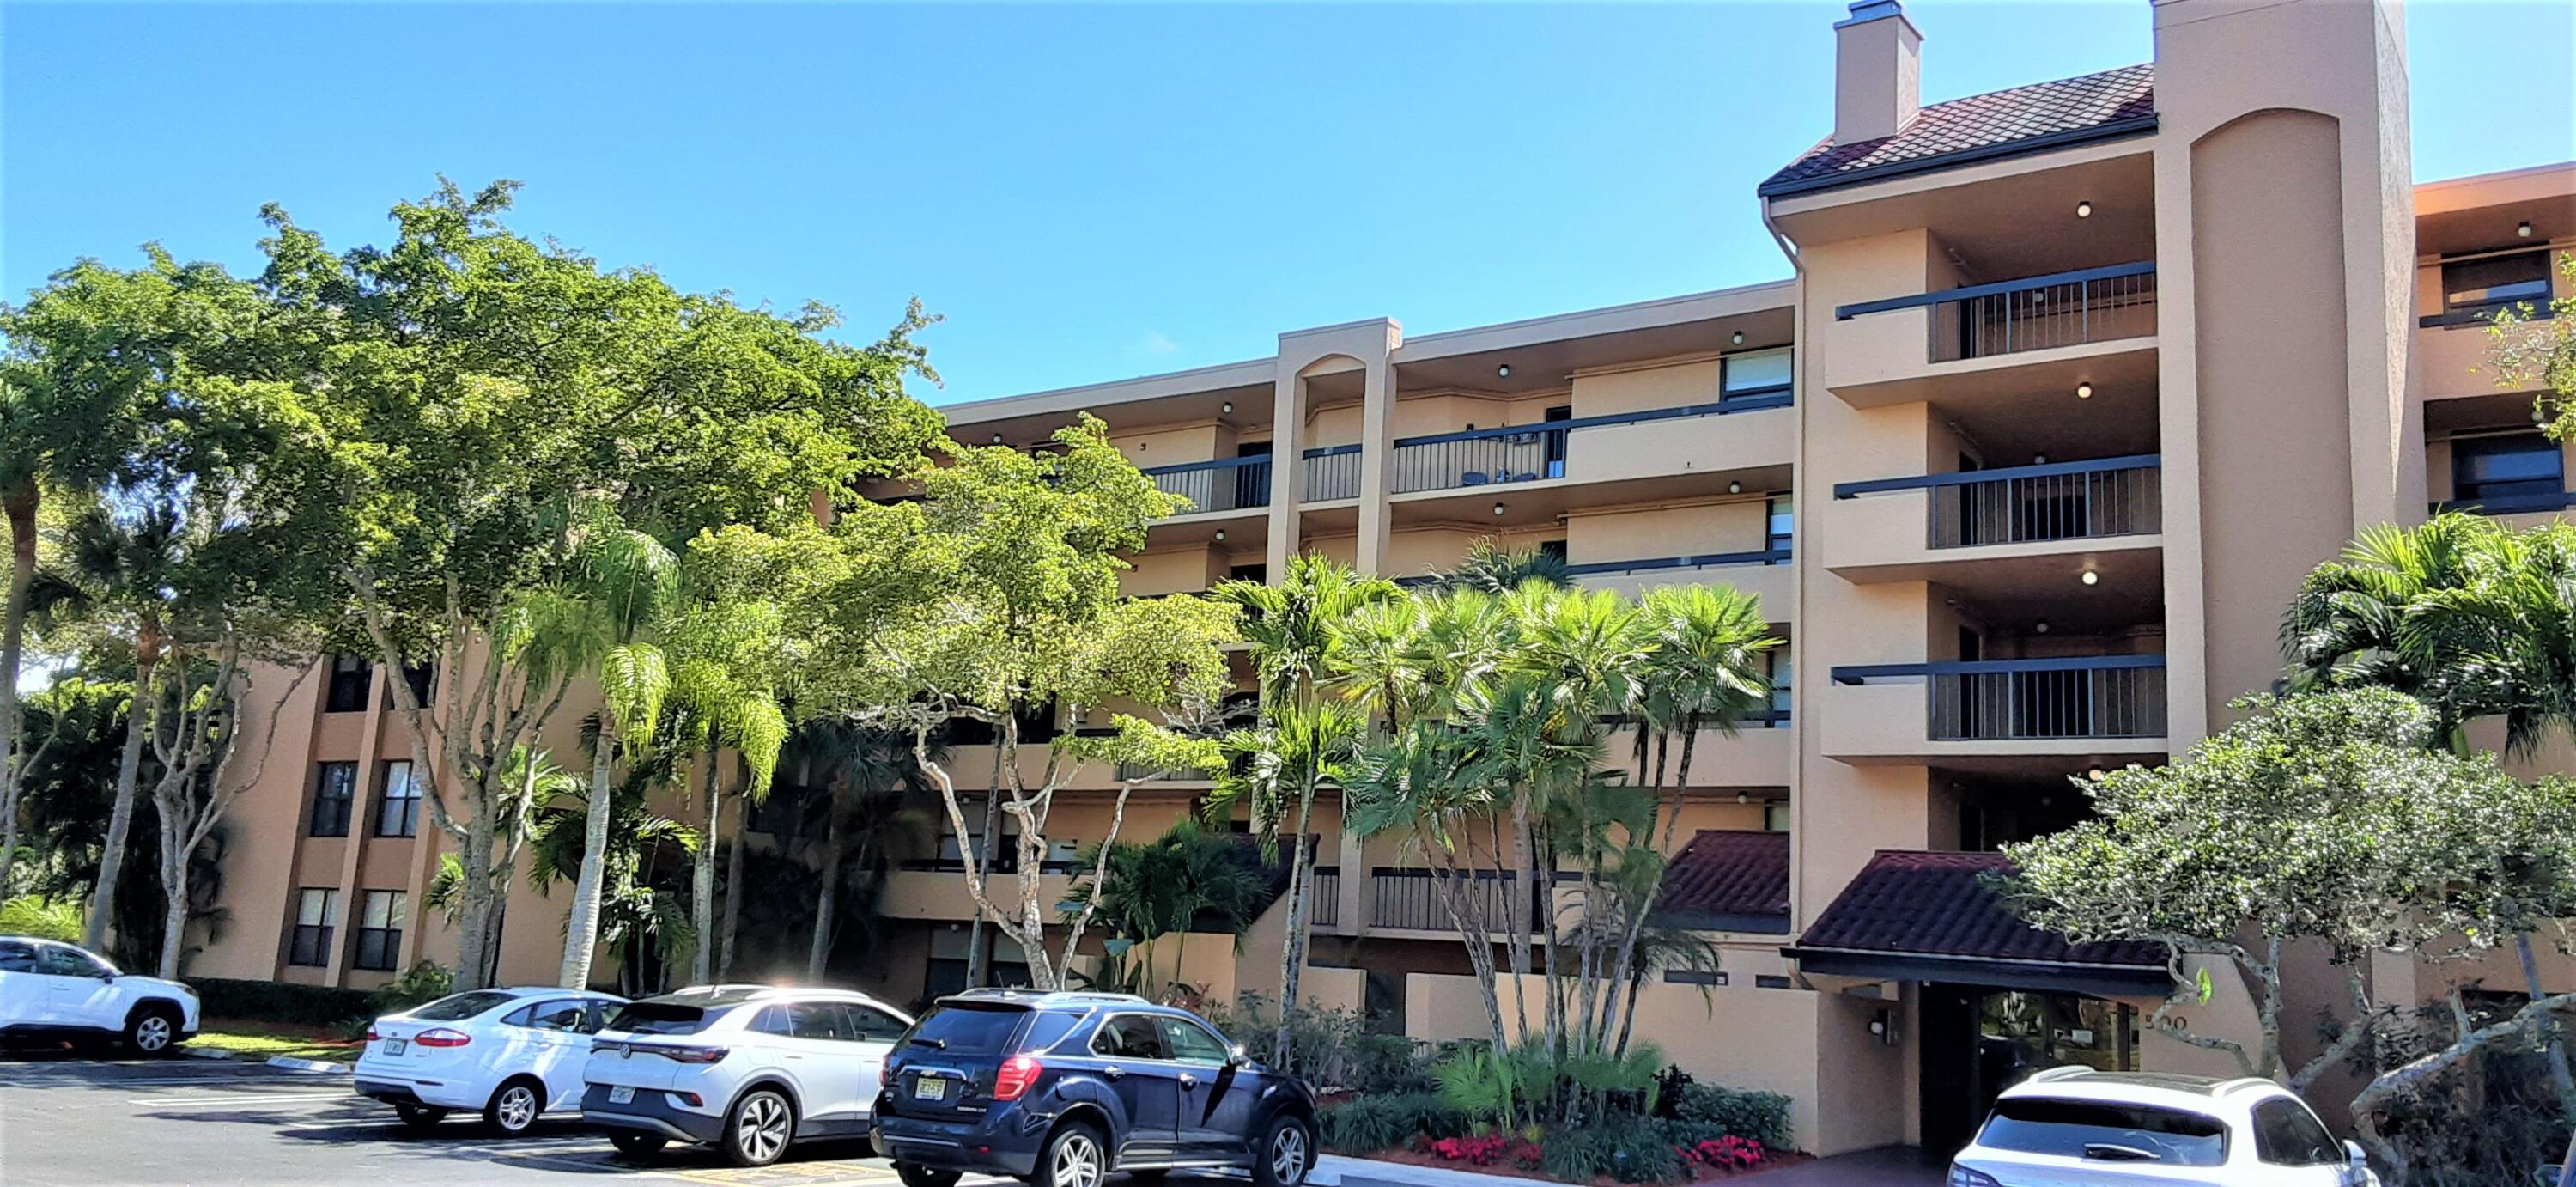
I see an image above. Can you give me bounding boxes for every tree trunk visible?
[0,483,39,893]
[693,746,720,984]
[153,800,190,978]
[86,638,158,952]
[1273,787,1316,1066]
[809,781,849,982]
[559,740,619,989]
[2521,933,2576,1117]
[454,803,499,991]
[964,747,1005,988]
[720,781,748,977]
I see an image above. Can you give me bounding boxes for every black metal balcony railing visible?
[1309,867,1340,928]
[1835,262,2158,362]
[1369,867,1546,933]
[1564,546,1792,577]
[1832,456,2162,549]
[1831,656,2166,741]
[1142,455,1273,515]
[1303,446,1362,502]
[899,855,1084,875]
[2432,490,2576,517]
[1386,391,1794,497]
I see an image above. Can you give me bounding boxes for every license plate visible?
[382,1039,406,1056]
[608,1085,635,1105]
[912,1077,948,1101]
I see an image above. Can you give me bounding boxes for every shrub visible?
[368,962,454,1016]
[0,895,84,943]
[1662,1075,1795,1151]
[1205,993,1419,1090]
[1319,1092,1471,1153]
[184,977,381,1028]
[1541,1117,1680,1184]
[1347,1031,1435,1093]
[1674,1135,1767,1172]
[1423,1134,1542,1170]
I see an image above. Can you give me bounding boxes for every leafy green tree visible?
[2002,690,2576,1143]
[662,527,795,982]
[2489,251,2576,440]
[781,720,938,981]
[550,526,678,989]
[263,180,940,989]
[52,500,185,953]
[1071,820,1269,1001]
[526,732,701,997]
[808,419,1235,990]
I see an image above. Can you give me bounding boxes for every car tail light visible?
[1947,1167,2002,1187]
[672,1091,703,1107]
[993,1055,1042,1101]
[662,1046,729,1065]
[414,1028,472,1049]
[366,1025,380,1041]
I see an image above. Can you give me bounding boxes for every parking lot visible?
[0,1054,983,1187]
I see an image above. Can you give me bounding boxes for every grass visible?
[188,1020,365,1064]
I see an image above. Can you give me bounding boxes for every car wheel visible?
[1037,1122,1108,1187]
[1251,1115,1314,1187]
[483,1077,544,1136]
[609,1130,669,1158]
[722,1087,795,1168]
[897,1162,963,1187]
[124,1007,180,1056]
[394,1102,449,1132]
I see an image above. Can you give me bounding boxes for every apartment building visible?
[188,0,2573,1160]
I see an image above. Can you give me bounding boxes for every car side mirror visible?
[1226,1044,1249,1067]
[2342,1139,2367,1167]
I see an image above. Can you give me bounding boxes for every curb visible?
[264,1056,352,1074]
[180,1046,236,1061]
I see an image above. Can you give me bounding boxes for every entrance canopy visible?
[1784,850,2170,998]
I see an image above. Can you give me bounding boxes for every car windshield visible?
[606,1000,730,1037]
[901,1004,1028,1055]
[1978,1097,2228,1167]
[407,990,522,1021]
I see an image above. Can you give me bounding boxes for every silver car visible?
[1949,1068,2378,1186]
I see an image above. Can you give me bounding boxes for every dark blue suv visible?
[872,989,1317,1187]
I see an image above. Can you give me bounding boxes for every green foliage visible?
[1662,1081,1795,1150]
[368,961,456,1017]
[0,894,83,941]
[2488,251,2576,441]
[1070,819,1268,1000]
[183,977,379,1029]
[1317,1093,1472,1153]
[1199,993,1396,1088]
[1440,539,1572,594]
[1538,1117,1680,1184]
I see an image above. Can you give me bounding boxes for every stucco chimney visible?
[1834,0,1922,144]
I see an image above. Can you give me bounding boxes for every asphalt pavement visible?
[0,1051,927,1186]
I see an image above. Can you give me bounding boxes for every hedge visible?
[184,977,380,1029]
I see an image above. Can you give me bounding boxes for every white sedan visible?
[355,987,627,1135]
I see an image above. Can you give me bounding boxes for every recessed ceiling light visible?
[1221,401,1233,414]
[1213,529,1227,543]
[2076,200,2093,218]
[2519,221,2536,239]
[1492,502,1506,517]
[2075,382,2093,399]
[1730,332,1746,346]
[1728,481,1743,494]
[991,433,1005,445]
[2034,620,2051,634]
[2087,767,2106,781]
[2081,569,2099,586]
[1498,364,1511,378]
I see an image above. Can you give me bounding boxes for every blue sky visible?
[5,2,2570,407]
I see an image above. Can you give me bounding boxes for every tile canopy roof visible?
[1759,63,2157,198]
[1659,829,1793,919]
[1795,849,2164,970]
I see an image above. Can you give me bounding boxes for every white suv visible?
[355,987,626,1135]
[1950,1068,2379,1186]
[582,984,913,1167]
[0,935,200,1055]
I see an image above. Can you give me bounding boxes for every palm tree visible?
[54,499,181,953]
[556,526,678,989]
[1208,698,1360,1065]
[660,579,791,985]
[1442,539,1572,594]
[1213,554,1399,711]
[1072,820,1267,1001]
[528,737,701,996]
[786,720,941,982]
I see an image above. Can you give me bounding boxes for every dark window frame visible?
[352,889,405,971]
[374,761,422,837]
[325,654,374,714]
[2441,249,2554,317]
[308,762,357,837]
[2452,430,2565,504]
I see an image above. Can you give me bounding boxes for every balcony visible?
[2433,489,2576,528]
[1825,263,2159,407]
[1824,457,2162,583]
[1821,656,2168,766]
[1368,868,1545,935]
[1568,550,1795,620]
[883,857,1084,922]
[1145,455,1273,518]
[1387,394,1793,500]
[1303,446,1362,502]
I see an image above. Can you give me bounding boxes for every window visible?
[1539,539,1569,563]
[902,1004,1028,1056]
[605,1001,730,1036]
[2251,1098,2343,1166]
[1721,348,1793,401]
[1157,1017,1232,1066]
[354,891,405,971]
[850,1004,909,1041]
[750,1005,794,1036]
[375,761,421,837]
[410,990,519,1020]
[1764,650,1792,729]
[2452,431,2564,504]
[508,999,592,1032]
[1018,1009,1088,1053]
[325,654,374,714]
[1228,563,1267,585]
[34,945,111,977]
[1542,405,1572,478]
[1974,1097,2227,1166]
[1765,493,1794,561]
[1764,801,1792,832]
[308,762,356,837]
[2443,250,2552,318]
[392,660,434,709]
[1091,1014,1169,1061]
[787,1001,854,1042]
[288,888,338,967]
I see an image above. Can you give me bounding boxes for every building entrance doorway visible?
[1919,986,2140,1156]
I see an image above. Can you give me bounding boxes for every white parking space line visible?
[137,1091,359,1108]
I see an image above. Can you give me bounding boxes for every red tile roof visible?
[1796,849,2163,969]
[1660,830,1792,919]
[1759,64,2156,198]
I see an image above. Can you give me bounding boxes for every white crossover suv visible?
[355,987,628,1135]
[582,984,913,1167]
[1950,1068,2379,1187]
[0,935,200,1055]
